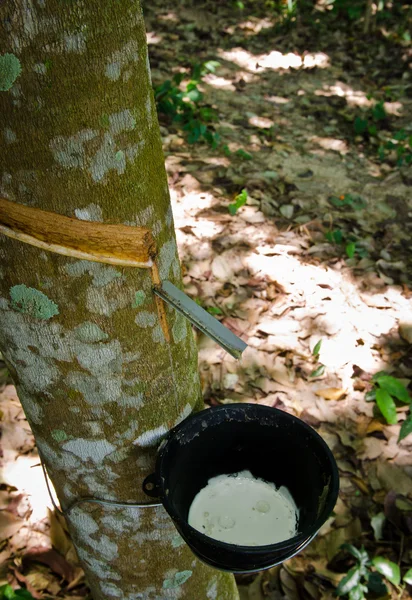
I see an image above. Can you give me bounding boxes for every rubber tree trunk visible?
[0,2,239,599]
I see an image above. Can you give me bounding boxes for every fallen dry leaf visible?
[0,511,24,542]
[350,476,370,495]
[315,388,347,401]
[366,420,386,435]
[359,437,383,461]
[24,546,76,582]
[376,461,412,497]
[48,508,74,558]
[12,567,43,599]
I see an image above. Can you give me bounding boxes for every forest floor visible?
[1,2,412,599]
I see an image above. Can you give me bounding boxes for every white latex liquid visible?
[188,470,299,546]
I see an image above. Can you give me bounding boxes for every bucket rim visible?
[155,403,339,553]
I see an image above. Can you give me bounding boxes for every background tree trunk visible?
[363,0,374,34]
[0,1,239,598]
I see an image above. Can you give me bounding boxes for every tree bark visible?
[0,2,239,598]
[363,0,374,34]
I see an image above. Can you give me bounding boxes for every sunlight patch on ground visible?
[171,189,217,219]
[1,385,54,524]
[3,455,53,522]
[316,82,403,114]
[218,48,330,72]
[187,227,410,407]
[202,73,236,91]
[266,95,291,104]
[244,250,404,372]
[310,136,349,154]
[226,17,274,36]
[249,115,275,128]
[146,31,163,44]
[158,11,178,22]
[178,217,223,241]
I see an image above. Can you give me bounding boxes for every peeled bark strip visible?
[0,2,239,598]
[0,196,156,267]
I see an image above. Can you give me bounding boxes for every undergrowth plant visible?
[366,372,412,441]
[336,544,412,600]
[310,339,325,378]
[378,129,412,166]
[154,61,221,147]
[0,585,35,600]
[354,100,412,166]
[155,63,253,159]
[329,0,364,21]
[325,194,369,259]
[228,189,248,215]
[325,228,368,259]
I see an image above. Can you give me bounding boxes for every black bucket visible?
[142,403,339,573]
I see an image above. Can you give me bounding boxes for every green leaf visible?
[354,117,368,135]
[356,247,369,258]
[372,101,386,122]
[367,572,388,595]
[346,242,356,259]
[403,568,412,585]
[328,196,343,208]
[228,188,248,214]
[348,584,366,600]
[14,591,35,599]
[326,229,343,244]
[235,149,252,160]
[365,390,376,402]
[187,126,200,144]
[172,73,185,86]
[375,388,397,425]
[341,544,369,565]
[191,64,202,82]
[399,414,412,442]
[372,370,389,383]
[199,107,217,122]
[348,195,367,210]
[236,188,248,203]
[203,60,220,73]
[207,131,220,149]
[371,512,385,540]
[312,340,322,356]
[186,88,202,103]
[393,129,407,142]
[336,567,362,596]
[207,306,223,315]
[0,586,9,599]
[347,5,362,19]
[372,557,401,586]
[310,364,325,378]
[0,585,17,600]
[375,375,410,403]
